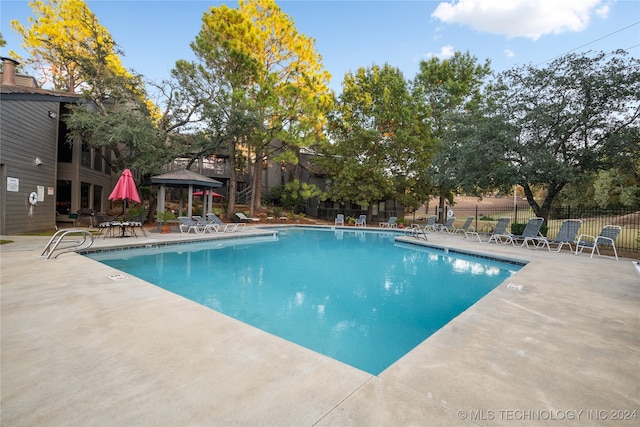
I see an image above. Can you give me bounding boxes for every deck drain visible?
[507,283,523,290]
[108,274,128,281]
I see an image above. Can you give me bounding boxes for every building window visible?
[56,180,72,214]
[81,182,90,209]
[57,104,72,163]
[57,130,72,163]
[93,185,102,212]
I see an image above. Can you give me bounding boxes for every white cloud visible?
[414,45,456,62]
[505,49,516,58]
[431,0,611,40]
[428,45,456,60]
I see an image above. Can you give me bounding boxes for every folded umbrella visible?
[109,169,141,220]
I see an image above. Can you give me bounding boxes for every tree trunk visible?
[438,195,446,224]
[522,182,565,225]
[250,148,264,217]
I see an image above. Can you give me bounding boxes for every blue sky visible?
[1,0,639,93]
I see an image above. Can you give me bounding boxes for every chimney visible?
[1,57,20,86]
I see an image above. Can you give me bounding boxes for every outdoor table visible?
[107,221,135,238]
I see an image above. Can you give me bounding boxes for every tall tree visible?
[412,51,491,222]
[453,50,640,222]
[221,0,332,216]
[182,4,264,219]
[316,64,429,219]
[11,0,128,92]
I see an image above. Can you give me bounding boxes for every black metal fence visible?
[431,204,639,254]
[316,203,638,253]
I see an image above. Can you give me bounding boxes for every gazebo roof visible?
[151,169,222,188]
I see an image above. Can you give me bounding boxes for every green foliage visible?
[271,206,283,218]
[269,185,285,203]
[593,169,640,208]
[127,205,146,217]
[510,222,526,235]
[155,211,177,222]
[316,63,430,208]
[510,222,548,236]
[452,50,640,222]
[413,51,491,208]
[270,179,322,212]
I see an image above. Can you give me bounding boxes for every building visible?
[0,57,113,234]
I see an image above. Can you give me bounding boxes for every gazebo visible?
[151,169,223,219]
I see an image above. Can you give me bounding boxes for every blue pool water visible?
[86,228,521,374]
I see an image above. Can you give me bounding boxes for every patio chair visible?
[412,215,437,233]
[533,219,582,253]
[379,216,397,228]
[575,224,621,260]
[193,215,220,233]
[207,213,245,232]
[503,217,545,247]
[236,212,260,222]
[354,214,367,227]
[177,216,204,234]
[449,216,475,235]
[335,214,345,226]
[435,217,456,232]
[128,213,147,237]
[466,217,511,243]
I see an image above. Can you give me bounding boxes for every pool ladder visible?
[41,229,94,259]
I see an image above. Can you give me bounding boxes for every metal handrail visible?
[40,229,94,259]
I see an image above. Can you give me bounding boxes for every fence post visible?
[475,205,479,231]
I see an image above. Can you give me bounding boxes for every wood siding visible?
[1,92,115,234]
[1,98,59,234]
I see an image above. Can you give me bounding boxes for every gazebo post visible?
[156,185,166,231]
[187,184,194,218]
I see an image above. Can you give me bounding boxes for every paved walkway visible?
[1,227,638,426]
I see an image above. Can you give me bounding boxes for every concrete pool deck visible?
[1,226,638,426]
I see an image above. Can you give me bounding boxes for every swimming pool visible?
[86,227,522,374]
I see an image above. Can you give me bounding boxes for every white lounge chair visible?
[422,215,438,232]
[503,217,545,247]
[192,215,220,233]
[533,219,582,253]
[178,216,204,234]
[236,212,260,222]
[207,213,245,232]
[575,224,621,260]
[448,216,475,234]
[354,214,367,227]
[466,217,511,243]
[335,214,345,226]
[435,217,456,232]
[379,216,397,228]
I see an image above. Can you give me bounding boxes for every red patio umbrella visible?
[192,190,225,198]
[109,168,141,219]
